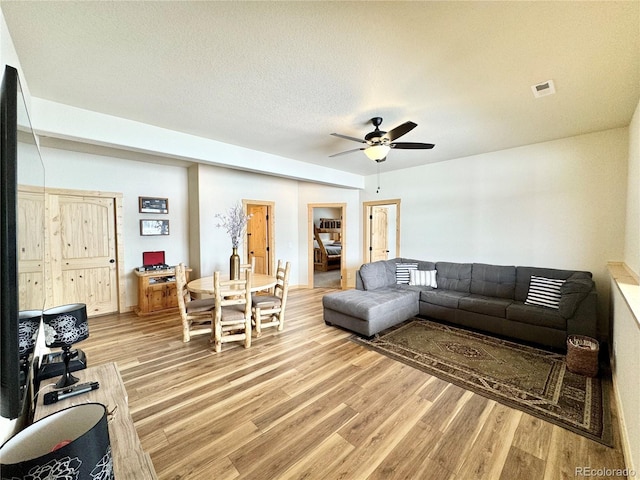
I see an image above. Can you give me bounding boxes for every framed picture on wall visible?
[139,197,169,214]
[140,219,170,236]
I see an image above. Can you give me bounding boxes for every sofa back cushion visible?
[470,263,516,299]
[515,266,592,302]
[559,272,595,318]
[359,260,397,290]
[400,258,436,272]
[435,262,472,293]
[395,263,418,284]
[410,269,437,288]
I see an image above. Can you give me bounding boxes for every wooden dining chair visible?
[212,270,252,353]
[240,256,256,274]
[252,260,291,336]
[175,263,215,342]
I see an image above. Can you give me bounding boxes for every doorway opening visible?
[363,199,401,264]
[308,203,345,289]
[243,200,274,275]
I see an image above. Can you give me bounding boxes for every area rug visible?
[351,318,612,446]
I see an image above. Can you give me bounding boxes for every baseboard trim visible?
[610,363,635,476]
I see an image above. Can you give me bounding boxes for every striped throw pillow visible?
[395,263,418,284]
[524,276,566,309]
[409,269,437,288]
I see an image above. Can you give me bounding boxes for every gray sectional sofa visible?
[323,258,598,349]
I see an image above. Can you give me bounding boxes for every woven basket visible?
[566,335,599,377]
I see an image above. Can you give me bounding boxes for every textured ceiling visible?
[2,1,639,176]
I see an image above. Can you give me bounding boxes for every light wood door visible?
[246,204,269,274]
[49,194,118,316]
[17,189,46,310]
[370,206,389,262]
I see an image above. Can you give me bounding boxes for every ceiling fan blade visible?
[384,121,417,142]
[330,132,366,143]
[391,142,435,150]
[329,147,365,158]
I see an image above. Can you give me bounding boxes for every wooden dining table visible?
[187,273,277,295]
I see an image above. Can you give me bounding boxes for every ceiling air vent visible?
[531,79,556,98]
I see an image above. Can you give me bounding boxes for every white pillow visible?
[395,263,418,284]
[524,275,565,309]
[409,269,437,288]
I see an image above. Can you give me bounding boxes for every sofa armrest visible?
[356,270,364,290]
[566,289,598,339]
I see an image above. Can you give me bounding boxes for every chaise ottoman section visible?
[323,288,419,337]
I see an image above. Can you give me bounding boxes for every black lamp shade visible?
[43,303,89,348]
[0,403,113,479]
[18,310,41,358]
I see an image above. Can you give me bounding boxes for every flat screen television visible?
[1,65,45,420]
[143,250,166,266]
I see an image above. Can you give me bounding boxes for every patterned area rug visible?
[352,318,612,446]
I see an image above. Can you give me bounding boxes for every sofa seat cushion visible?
[323,287,419,322]
[458,294,513,318]
[420,289,469,309]
[399,284,433,293]
[506,302,567,330]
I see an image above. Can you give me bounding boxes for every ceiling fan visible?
[330,117,435,163]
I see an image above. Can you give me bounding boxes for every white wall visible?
[188,165,362,288]
[611,278,640,475]
[386,204,398,259]
[32,98,364,190]
[363,128,629,334]
[298,183,361,287]
[313,207,341,226]
[39,151,362,302]
[313,207,341,244]
[610,98,640,476]
[193,163,301,283]
[0,10,30,105]
[625,99,640,274]
[40,147,190,309]
[39,125,623,309]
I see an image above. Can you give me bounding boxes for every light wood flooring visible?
[313,269,341,288]
[82,288,628,480]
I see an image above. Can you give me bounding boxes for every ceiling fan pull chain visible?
[376,162,381,193]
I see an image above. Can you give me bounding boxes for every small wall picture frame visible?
[140,219,170,236]
[139,197,169,214]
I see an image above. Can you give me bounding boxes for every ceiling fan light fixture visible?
[330,117,432,161]
[364,144,390,162]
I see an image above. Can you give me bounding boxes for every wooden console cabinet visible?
[134,268,190,316]
[34,362,157,479]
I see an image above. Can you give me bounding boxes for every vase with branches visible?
[215,202,252,279]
